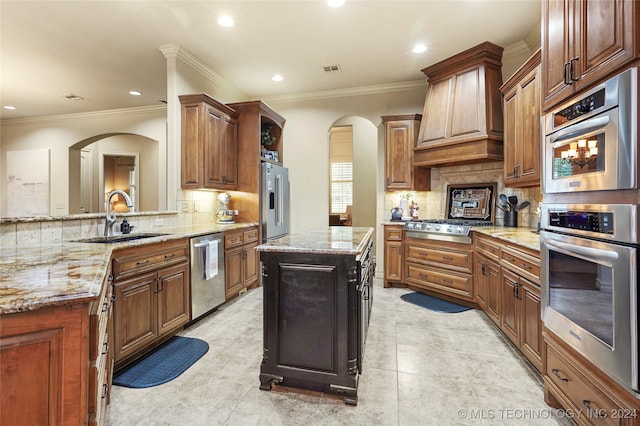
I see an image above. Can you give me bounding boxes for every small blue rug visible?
[113,336,209,388]
[400,292,471,313]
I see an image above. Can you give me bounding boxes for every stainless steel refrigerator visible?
[260,162,290,242]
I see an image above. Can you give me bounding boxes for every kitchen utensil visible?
[508,195,518,207]
[499,194,508,205]
[496,202,508,212]
[516,201,530,212]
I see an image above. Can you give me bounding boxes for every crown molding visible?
[261,80,427,104]
[503,40,533,61]
[1,105,167,126]
[159,44,248,101]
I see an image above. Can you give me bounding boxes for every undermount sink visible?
[73,233,169,244]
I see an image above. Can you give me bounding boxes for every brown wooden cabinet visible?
[474,252,501,326]
[226,101,286,227]
[404,235,474,302]
[383,224,404,287]
[111,239,190,370]
[544,331,640,426]
[542,0,639,111]
[224,226,259,300]
[414,41,504,167]
[501,50,542,188]
[382,114,430,191]
[180,93,238,190]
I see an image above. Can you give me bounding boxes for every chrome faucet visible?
[104,189,134,237]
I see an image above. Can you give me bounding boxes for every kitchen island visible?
[257,227,374,405]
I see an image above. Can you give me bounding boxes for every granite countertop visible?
[256,227,374,256]
[0,222,258,315]
[472,226,541,252]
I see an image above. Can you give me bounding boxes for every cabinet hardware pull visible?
[136,260,150,266]
[582,400,606,418]
[102,342,109,355]
[551,368,569,382]
[442,279,453,284]
[563,62,571,85]
[111,294,117,302]
[102,383,109,398]
[108,275,114,282]
[514,165,520,178]
[442,256,453,261]
[520,263,532,270]
[504,256,515,262]
[418,273,429,279]
[569,57,579,82]
[102,302,109,312]
[164,253,176,260]
[481,262,487,275]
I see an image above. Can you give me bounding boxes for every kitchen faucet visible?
[104,189,134,237]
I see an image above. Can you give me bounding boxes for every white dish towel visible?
[203,240,219,280]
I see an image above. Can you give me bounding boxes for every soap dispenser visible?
[120,218,131,234]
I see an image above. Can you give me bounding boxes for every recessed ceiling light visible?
[3,105,16,110]
[413,44,427,54]
[327,0,345,7]
[272,74,284,82]
[129,90,142,96]
[217,15,234,27]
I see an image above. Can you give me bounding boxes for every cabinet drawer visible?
[406,263,473,299]
[89,281,113,360]
[112,242,188,280]
[475,235,501,260]
[501,247,539,283]
[225,231,244,249]
[384,226,404,241]
[406,245,472,273]
[243,227,259,244]
[546,346,624,426]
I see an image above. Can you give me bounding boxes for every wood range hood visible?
[414,41,504,168]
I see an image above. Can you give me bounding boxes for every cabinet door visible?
[485,260,501,327]
[520,280,542,371]
[502,87,519,184]
[419,77,452,146]
[204,105,224,188]
[515,66,541,185]
[576,0,636,89]
[384,240,403,282]
[221,116,238,188]
[500,269,520,347]
[181,103,204,188]
[542,0,575,108]
[156,263,190,336]
[225,247,244,299]
[243,242,259,288]
[385,120,412,190]
[112,272,157,362]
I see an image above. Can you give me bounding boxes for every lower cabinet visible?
[383,224,404,287]
[224,226,259,300]
[404,235,474,302]
[473,232,543,372]
[544,331,640,426]
[111,239,190,371]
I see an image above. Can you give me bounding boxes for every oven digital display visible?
[553,88,606,126]
[549,211,614,234]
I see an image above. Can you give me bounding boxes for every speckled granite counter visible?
[256,227,374,256]
[472,226,541,252]
[0,222,257,314]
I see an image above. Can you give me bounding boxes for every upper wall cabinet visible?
[382,114,430,191]
[414,42,504,168]
[542,0,639,111]
[180,94,238,190]
[501,50,542,188]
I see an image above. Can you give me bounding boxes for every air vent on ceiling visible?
[62,93,84,101]
[322,64,342,73]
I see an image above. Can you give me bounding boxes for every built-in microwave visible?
[543,67,637,194]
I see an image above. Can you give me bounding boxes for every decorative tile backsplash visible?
[384,162,542,228]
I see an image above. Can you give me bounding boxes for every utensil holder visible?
[504,210,518,227]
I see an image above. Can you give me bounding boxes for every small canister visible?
[120,218,131,234]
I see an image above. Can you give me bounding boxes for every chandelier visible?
[561,139,598,168]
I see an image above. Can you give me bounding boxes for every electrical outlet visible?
[154,218,163,227]
[180,201,189,213]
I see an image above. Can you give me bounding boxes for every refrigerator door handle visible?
[276,174,283,227]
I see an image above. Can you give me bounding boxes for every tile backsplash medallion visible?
[384,162,542,228]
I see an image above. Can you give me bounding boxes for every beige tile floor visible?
[105,279,574,426]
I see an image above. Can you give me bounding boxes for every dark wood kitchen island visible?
[256,227,374,405]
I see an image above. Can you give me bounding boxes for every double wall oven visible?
[541,67,640,396]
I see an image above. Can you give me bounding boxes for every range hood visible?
[414,41,504,168]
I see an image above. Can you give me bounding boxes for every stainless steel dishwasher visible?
[190,233,225,321]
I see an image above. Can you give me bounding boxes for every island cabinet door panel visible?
[277,263,338,372]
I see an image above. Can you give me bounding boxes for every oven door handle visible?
[549,115,609,144]
[543,238,620,262]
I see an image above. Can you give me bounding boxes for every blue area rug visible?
[400,292,471,313]
[113,336,209,388]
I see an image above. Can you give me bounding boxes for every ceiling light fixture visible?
[413,44,427,53]
[327,0,345,7]
[217,15,234,27]
[129,90,142,96]
[272,74,284,82]
[3,105,16,110]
